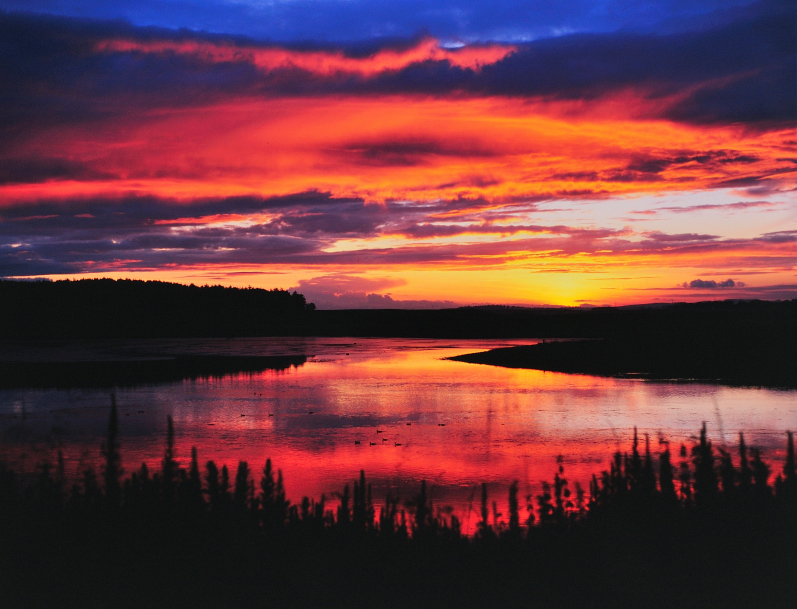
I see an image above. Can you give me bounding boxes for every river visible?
[1,337,794,531]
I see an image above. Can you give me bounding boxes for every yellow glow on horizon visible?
[4,92,793,306]
[19,259,796,308]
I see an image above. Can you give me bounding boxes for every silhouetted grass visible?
[1,402,795,608]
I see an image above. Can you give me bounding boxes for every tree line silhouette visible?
[4,279,794,388]
[0,278,312,340]
[4,401,794,533]
[2,399,795,607]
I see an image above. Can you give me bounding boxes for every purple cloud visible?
[682,278,745,289]
[636,200,780,215]
[289,274,457,309]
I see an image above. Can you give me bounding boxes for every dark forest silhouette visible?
[2,279,796,388]
[2,279,795,344]
[1,402,795,608]
[0,278,312,340]
[450,329,797,388]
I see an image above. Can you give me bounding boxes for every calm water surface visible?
[2,337,795,530]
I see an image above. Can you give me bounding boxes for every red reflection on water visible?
[1,339,794,534]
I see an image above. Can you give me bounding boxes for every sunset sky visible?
[1,0,794,307]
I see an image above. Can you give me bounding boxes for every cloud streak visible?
[2,191,794,279]
[632,200,780,215]
[94,36,516,75]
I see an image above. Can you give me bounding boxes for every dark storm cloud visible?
[345,2,793,127]
[396,223,626,239]
[0,229,320,278]
[259,201,390,236]
[0,251,79,277]
[0,0,793,140]
[757,230,797,244]
[2,192,562,245]
[0,192,459,274]
[0,192,362,276]
[737,284,797,299]
[0,188,790,276]
[640,231,720,244]
[0,158,114,184]
[0,192,362,230]
[357,0,793,125]
[339,138,504,167]
[620,152,762,176]
[0,11,264,138]
[0,0,764,43]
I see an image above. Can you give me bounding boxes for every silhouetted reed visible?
[2,410,796,540]
[2,405,795,608]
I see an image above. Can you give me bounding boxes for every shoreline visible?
[0,354,307,389]
[448,338,797,389]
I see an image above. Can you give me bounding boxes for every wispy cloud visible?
[631,200,779,215]
[2,188,794,278]
[94,36,516,75]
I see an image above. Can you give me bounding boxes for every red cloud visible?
[95,37,516,76]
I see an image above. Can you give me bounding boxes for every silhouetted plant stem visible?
[659,442,676,504]
[102,395,122,511]
[782,431,797,501]
[507,480,520,537]
[478,482,491,537]
[161,415,177,507]
[692,422,717,508]
[233,461,252,514]
[3,420,797,567]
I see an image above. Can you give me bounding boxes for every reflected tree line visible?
[2,398,796,542]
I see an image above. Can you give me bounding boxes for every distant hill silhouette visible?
[0,279,312,339]
[304,299,797,342]
[3,280,795,387]
[4,279,794,342]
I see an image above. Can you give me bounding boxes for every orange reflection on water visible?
[160,341,797,530]
[1,339,794,533]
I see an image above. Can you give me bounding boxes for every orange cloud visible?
[3,95,793,206]
[95,37,516,75]
[3,87,793,307]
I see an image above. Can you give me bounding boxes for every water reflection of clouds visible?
[1,337,795,532]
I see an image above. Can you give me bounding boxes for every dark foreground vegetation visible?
[2,401,796,608]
